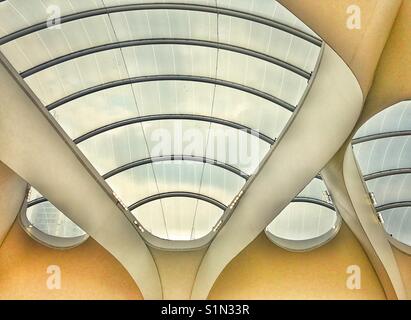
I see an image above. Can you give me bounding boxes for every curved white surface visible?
[0,56,162,299]
[343,146,407,299]
[191,44,363,299]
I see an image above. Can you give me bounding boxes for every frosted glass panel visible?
[366,174,411,207]
[218,15,320,72]
[354,101,411,138]
[105,164,158,206]
[143,119,210,158]
[52,85,140,139]
[27,201,85,238]
[212,85,291,138]
[25,49,128,106]
[133,81,214,117]
[0,0,103,37]
[77,123,149,175]
[216,49,307,106]
[1,15,116,72]
[381,207,411,246]
[353,137,411,175]
[217,0,318,36]
[298,178,328,201]
[123,44,217,78]
[206,123,271,175]
[266,202,337,241]
[111,10,217,42]
[131,200,168,239]
[132,197,223,240]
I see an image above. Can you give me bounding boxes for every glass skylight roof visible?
[25,188,86,239]
[1,0,323,246]
[265,177,340,251]
[353,101,411,247]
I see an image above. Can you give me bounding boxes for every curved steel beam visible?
[128,191,227,212]
[46,75,295,112]
[21,38,310,79]
[103,155,250,180]
[73,114,275,145]
[364,168,411,181]
[377,202,411,212]
[27,197,47,207]
[0,3,322,47]
[352,130,411,145]
[292,196,335,210]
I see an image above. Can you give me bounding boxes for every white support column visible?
[191,44,363,299]
[340,146,407,299]
[0,57,163,300]
[0,162,26,246]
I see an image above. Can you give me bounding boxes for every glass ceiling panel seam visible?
[102,0,170,239]
[128,191,227,212]
[352,130,411,145]
[19,39,311,79]
[72,114,275,145]
[364,168,411,181]
[0,3,322,47]
[45,75,295,112]
[377,202,411,212]
[191,0,220,241]
[102,155,250,180]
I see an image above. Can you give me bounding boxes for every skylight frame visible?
[2,0,325,250]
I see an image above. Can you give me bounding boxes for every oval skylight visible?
[352,100,411,249]
[266,178,341,251]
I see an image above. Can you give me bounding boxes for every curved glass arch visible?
[353,101,411,250]
[24,44,307,107]
[131,196,223,241]
[22,188,88,248]
[51,80,292,140]
[353,136,411,175]
[297,177,328,201]
[106,159,245,207]
[78,119,271,176]
[0,1,104,38]
[0,1,320,73]
[266,177,340,251]
[26,200,86,238]
[0,1,319,41]
[267,202,337,241]
[380,207,411,246]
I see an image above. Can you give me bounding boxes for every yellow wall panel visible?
[208,224,386,300]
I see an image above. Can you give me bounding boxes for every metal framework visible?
[0,3,322,46]
[352,130,411,145]
[73,114,276,145]
[27,197,47,207]
[364,168,411,181]
[377,201,411,212]
[128,191,227,211]
[103,155,250,180]
[46,75,295,112]
[21,38,310,79]
[292,196,335,210]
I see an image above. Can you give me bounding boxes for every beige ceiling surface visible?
[279,0,402,96]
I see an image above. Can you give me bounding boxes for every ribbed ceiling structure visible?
[266,177,340,251]
[353,100,411,247]
[0,0,324,248]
